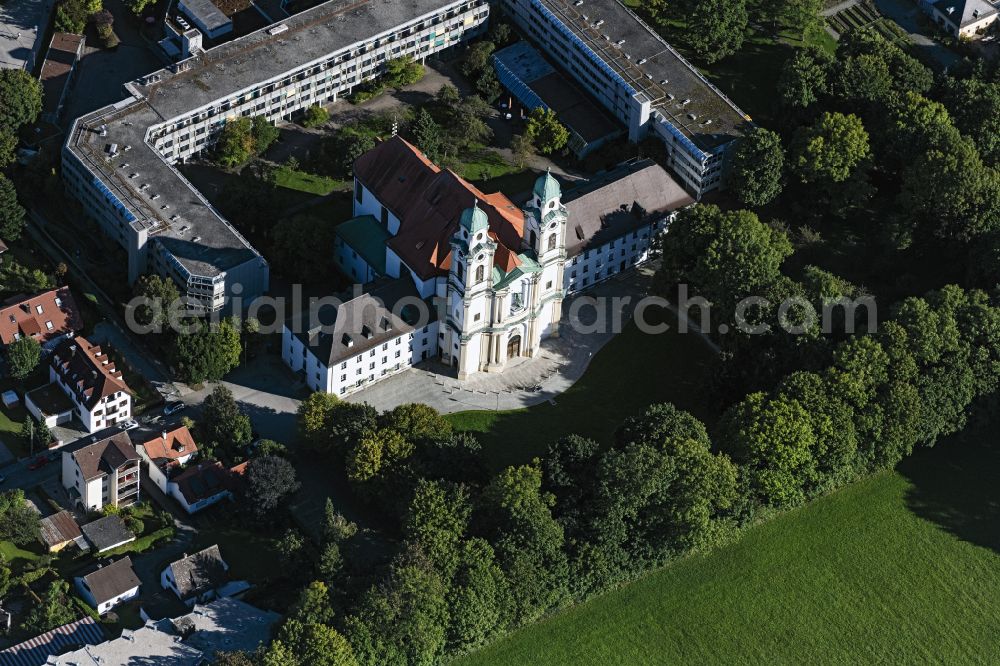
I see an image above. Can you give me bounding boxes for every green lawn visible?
[273,166,348,196]
[447,306,718,471]
[456,438,1000,665]
[192,523,284,582]
[453,147,521,183]
[0,540,40,566]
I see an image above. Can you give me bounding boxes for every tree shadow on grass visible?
[899,412,1000,554]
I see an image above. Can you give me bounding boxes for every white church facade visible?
[283,136,692,395]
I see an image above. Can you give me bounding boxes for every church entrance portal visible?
[507,335,521,359]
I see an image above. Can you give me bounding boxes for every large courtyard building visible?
[62,0,489,313]
[284,137,691,396]
[499,0,750,196]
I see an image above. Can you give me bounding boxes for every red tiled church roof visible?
[353,136,526,279]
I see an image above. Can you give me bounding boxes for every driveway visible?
[873,0,961,69]
[60,0,166,125]
[174,355,307,443]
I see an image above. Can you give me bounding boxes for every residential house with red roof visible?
[0,287,83,351]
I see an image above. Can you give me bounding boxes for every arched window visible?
[475,265,485,283]
[547,234,557,252]
[529,230,537,248]
[456,262,464,281]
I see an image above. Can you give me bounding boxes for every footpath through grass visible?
[456,438,1000,665]
[446,307,718,471]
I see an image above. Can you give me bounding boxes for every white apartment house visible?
[499,0,751,197]
[284,137,691,396]
[62,432,141,511]
[46,336,132,433]
[62,0,489,314]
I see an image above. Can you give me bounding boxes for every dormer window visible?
[35,305,43,314]
[361,325,373,339]
[342,334,354,348]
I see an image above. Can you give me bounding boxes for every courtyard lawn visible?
[455,438,1000,665]
[447,306,718,471]
[273,166,348,196]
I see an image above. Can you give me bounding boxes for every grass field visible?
[455,436,1000,664]
[447,306,718,471]
[0,540,40,567]
[273,166,348,196]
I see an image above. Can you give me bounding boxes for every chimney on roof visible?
[162,430,168,441]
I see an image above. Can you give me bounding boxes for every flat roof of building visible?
[179,0,232,33]
[66,0,472,279]
[535,0,750,151]
[335,215,390,275]
[0,0,48,71]
[39,33,85,117]
[494,41,621,144]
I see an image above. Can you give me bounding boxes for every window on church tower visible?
[475,265,485,283]
[547,235,557,251]
[456,263,464,281]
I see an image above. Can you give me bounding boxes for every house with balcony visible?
[62,431,141,511]
[46,336,132,433]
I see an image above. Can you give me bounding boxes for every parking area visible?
[60,0,166,125]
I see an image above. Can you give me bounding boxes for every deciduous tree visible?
[730,127,784,207]
[0,69,42,130]
[7,336,40,380]
[524,108,569,155]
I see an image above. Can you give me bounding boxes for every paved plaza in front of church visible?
[345,266,714,414]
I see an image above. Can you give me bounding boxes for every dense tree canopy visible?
[730,127,785,207]
[6,336,41,380]
[0,69,42,131]
[676,0,748,64]
[171,317,243,384]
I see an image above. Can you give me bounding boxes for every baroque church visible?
[283,136,692,395]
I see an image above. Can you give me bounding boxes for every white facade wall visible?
[333,237,380,283]
[149,2,489,165]
[50,363,133,433]
[563,218,668,294]
[284,322,439,397]
[76,578,140,615]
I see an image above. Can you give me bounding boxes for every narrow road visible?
[26,209,173,387]
[821,0,859,17]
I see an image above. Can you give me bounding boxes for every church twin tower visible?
[446,171,568,379]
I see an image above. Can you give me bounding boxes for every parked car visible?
[163,401,185,416]
[27,455,50,470]
[120,419,139,430]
